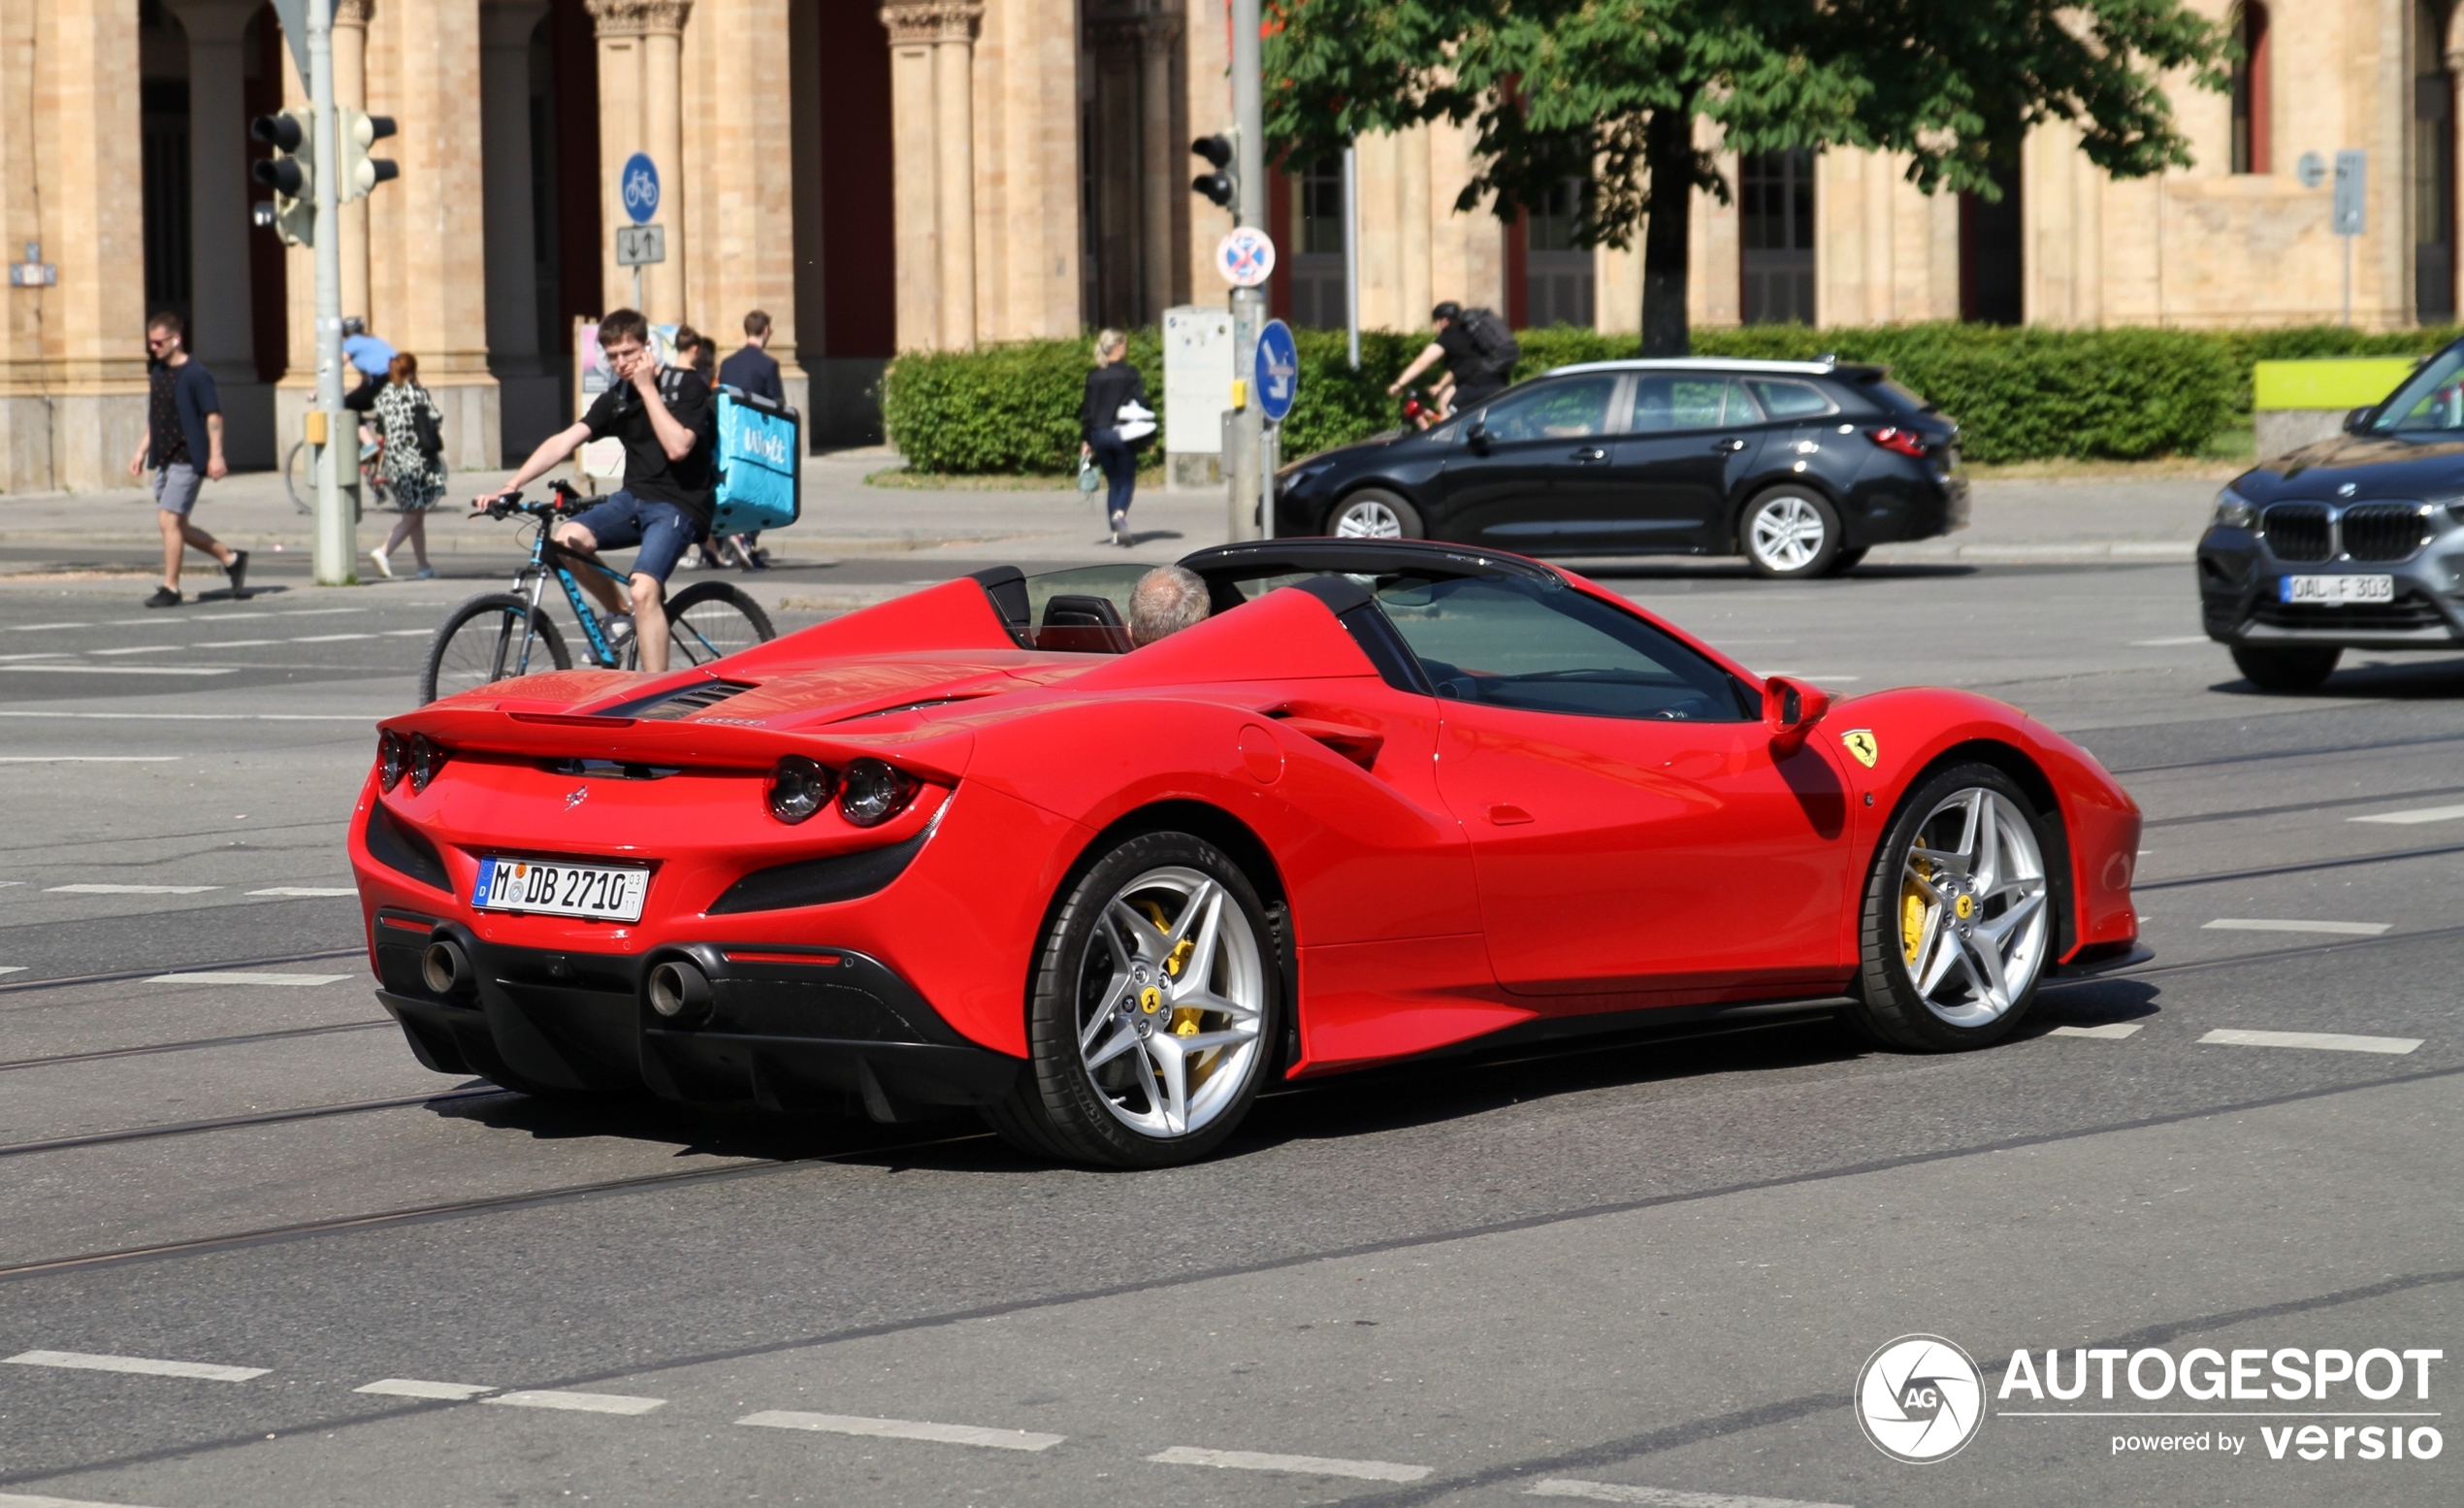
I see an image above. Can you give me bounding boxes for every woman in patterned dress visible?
[368,351,447,579]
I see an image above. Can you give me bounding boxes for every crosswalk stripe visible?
[738,1410,1064,1452]
[356,1378,497,1400]
[5,1349,268,1382]
[1528,1479,1854,1508]
[2351,803,2464,825]
[2201,918,2388,936]
[484,1389,665,1415]
[1148,1445,1430,1482]
[2199,1029,2421,1055]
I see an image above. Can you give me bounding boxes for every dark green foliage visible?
[881,323,2464,473]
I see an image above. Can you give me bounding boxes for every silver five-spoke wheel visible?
[1076,868,1267,1137]
[1746,494,1829,574]
[1329,492,1419,539]
[1897,787,2051,1028]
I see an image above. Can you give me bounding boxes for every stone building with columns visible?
[3,0,2457,491]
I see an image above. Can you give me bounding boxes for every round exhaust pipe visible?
[421,938,473,996]
[647,959,712,1023]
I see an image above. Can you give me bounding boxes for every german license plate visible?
[472,857,648,922]
[2280,574,2393,606]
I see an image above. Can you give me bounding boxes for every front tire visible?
[1325,489,1423,540]
[1739,487,1843,578]
[420,593,570,705]
[1848,764,2056,1052]
[657,579,775,669]
[2231,644,2340,692]
[986,832,1280,1167]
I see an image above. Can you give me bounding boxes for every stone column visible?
[1137,11,1183,324]
[334,0,374,325]
[882,1,983,349]
[589,0,692,323]
[165,0,273,469]
[481,0,557,454]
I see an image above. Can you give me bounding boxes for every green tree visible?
[1265,0,2228,354]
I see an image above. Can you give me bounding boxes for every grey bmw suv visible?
[2199,344,2464,690]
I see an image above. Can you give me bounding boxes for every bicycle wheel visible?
[659,580,775,668]
[420,593,570,705]
[284,443,309,513]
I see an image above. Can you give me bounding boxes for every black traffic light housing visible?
[1191,134,1236,210]
[248,111,314,246]
[340,111,400,201]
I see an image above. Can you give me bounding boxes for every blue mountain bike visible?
[417,481,774,704]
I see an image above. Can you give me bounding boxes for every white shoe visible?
[604,614,634,648]
[367,546,393,579]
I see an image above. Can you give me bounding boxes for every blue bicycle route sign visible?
[1255,318,1299,423]
[621,153,661,225]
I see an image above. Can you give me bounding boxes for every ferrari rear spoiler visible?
[376,703,975,783]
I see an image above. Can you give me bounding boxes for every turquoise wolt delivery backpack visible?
[711,386,800,535]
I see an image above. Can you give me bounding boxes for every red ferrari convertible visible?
[351,540,2142,1166]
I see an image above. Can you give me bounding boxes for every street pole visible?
[1227,0,1266,543]
[1342,144,1360,371]
[308,0,351,585]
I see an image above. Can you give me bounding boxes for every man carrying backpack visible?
[1388,302,1520,416]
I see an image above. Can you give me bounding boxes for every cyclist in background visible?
[477,309,716,674]
[340,317,395,452]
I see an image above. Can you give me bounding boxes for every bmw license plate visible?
[2279,574,2394,606]
[472,857,648,922]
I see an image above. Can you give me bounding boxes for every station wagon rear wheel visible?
[1849,764,2055,1051]
[1326,490,1421,540]
[987,832,1280,1167]
[1740,487,1842,578]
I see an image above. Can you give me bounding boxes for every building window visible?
[141,76,192,328]
[2231,3,2271,175]
[1523,177,1594,328]
[1738,149,1815,325]
[2416,0,2454,321]
[1287,158,1346,330]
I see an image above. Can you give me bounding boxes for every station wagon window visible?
[1475,376,1619,442]
[2368,345,2464,433]
[1371,574,1752,722]
[1741,377,1836,419]
[1629,376,1757,433]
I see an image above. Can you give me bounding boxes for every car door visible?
[1573,375,1775,552]
[1431,375,1623,546]
[1371,573,1858,1004]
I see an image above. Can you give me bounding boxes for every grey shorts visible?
[152,461,203,517]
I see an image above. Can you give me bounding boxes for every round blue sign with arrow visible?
[1255,318,1299,423]
[621,153,661,225]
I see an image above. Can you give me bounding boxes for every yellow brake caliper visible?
[1901,850,1934,967]
[1142,902,1207,1038]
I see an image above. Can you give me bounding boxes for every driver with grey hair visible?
[1127,565,1210,647]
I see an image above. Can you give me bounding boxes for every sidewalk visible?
[0,453,2219,574]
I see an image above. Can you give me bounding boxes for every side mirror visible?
[1763,674,1831,755]
[2344,405,2377,435]
[1466,419,1492,456]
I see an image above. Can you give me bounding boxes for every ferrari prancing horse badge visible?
[1841,730,1880,768]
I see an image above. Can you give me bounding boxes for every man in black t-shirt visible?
[1387,302,1515,415]
[482,309,715,673]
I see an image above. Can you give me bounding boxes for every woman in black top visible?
[1080,329,1149,548]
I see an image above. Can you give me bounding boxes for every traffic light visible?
[339,110,399,201]
[1191,133,1236,210]
[249,110,314,246]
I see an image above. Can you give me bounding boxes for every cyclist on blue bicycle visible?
[479,309,715,673]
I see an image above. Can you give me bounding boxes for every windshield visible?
[2365,349,2461,434]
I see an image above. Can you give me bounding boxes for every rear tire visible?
[1739,487,1843,578]
[2231,644,2340,692]
[1325,490,1423,540]
[420,593,570,705]
[656,579,775,669]
[986,831,1281,1167]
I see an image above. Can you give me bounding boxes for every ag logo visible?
[1841,729,1880,769]
[1856,1334,1984,1462]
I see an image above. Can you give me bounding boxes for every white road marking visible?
[0,967,25,977]
[1147,1446,1431,1482]
[2202,918,2389,936]
[289,633,376,643]
[2200,1029,2421,1056]
[0,665,237,676]
[2351,803,2464,826]
[2051,1023,2144,1039]
[194,639,278,648]
[4,1349,268,1382]
[355,1378,497,1400]
[383,629,435,637]
[88,646,181,657]
[0,711,380,722]
[146,971,351,987]
[274,607,365,617]
[0,1492,175,1508]
[49,884,219,895]
[0,757,178,764]
[1528,1480,1853,1508]
[2129,635,2212,646]
[738,1410,1065,1452]
[247,886,357,898]
[0,652,70,662]
[484,1389,666,1416]
[6,621,92,630]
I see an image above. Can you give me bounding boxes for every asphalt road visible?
[0,545,2458,1508]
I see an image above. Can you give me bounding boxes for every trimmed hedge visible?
[880,321,2464,473]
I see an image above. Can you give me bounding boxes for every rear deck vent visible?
[599,679,758,720]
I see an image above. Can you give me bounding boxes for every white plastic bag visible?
[1115,400,1156,443]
